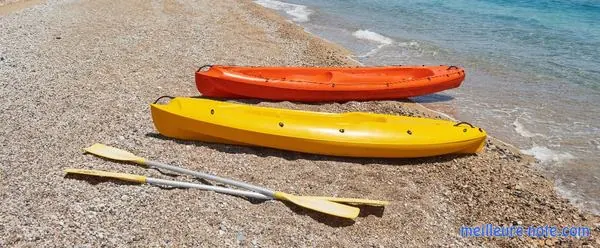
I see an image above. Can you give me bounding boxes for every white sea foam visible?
[352,29,395,57]
[512,119,545,138]
[521,146,574,164]
[254,0,313,22]
[352,29,394,45]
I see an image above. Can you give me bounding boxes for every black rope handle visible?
[447,65,459,70]
[454,121,475,128]
[153,95,175,104]
[197,64,213,72]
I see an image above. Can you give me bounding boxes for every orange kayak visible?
[195,65,465,102]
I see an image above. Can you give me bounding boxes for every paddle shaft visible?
[145,160,276,198]
[146,177,271,200]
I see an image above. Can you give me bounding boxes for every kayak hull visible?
[150,98,486,158]
[195,65,465,102]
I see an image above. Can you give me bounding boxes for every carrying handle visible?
[197,64,213,72]
[447,65,459,70]
[453,121,475,128]
[153,95,175,104]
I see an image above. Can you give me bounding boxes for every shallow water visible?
[255,0,600,214]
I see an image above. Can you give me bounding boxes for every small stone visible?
[121,195,129,201]
[544,239,554,246]
[236,231,245,242]
[514,183,523,190]
[557,217,563,222]
[0,57,4,61]
[118,135,125,140]
[56,36,62,39]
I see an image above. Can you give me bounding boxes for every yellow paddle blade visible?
[64,169,147,184]
[84,143,145,163]
[274,192,359,220]
[306,197,389,206]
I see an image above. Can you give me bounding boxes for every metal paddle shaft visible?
[65,168,271,200]
[147,163,360,219]
[146,161,389,206]
[146,177,271,200]
[145,162,361,219]
[145,160,276,198]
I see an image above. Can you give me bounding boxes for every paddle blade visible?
[308,197,389,207]
[84,143,145,163]
[65,169,147,184]
[274,192,359,220]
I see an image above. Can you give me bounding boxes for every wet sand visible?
[0,0,598,246]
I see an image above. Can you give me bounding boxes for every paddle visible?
[66,169,394,208]
[64,168,272,200]
[83,144,388,219]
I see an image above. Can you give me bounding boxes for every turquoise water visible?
[256,0,600,214]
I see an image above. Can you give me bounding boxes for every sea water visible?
[255,0,600,214]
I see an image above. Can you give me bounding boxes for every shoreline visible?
[248,0,530,165]
[250,0,600,216]
[0,0,598,246]
[256,0,600,216]
[250,0,530,158]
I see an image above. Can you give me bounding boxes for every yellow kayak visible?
[150,97,487,158]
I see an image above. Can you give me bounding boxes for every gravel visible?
[0,0,598,246]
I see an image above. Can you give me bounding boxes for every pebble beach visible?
[1,0,599,246]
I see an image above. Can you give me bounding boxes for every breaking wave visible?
[254,0,313,22]
[521,146,574,164]
[352,29,393,45]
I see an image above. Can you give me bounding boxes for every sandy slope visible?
[0,0,598,247]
